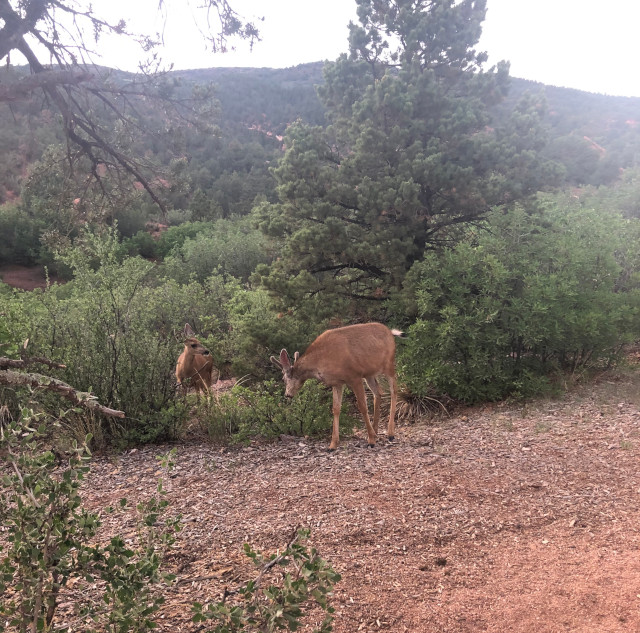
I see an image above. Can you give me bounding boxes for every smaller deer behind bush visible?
[176,324,214,393]
[272,322,405,451]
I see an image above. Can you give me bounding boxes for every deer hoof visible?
[388,435,395,442]
[328,447,336,452]
[367,443,375,448]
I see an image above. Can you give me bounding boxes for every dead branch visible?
[0,356,67,370]
[0,368,125,418]
[0,69,93,102]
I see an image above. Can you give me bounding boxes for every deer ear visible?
[184,323,195,337]
[279,349,291,369]
[293,351,300,363]
[270,355,282,368]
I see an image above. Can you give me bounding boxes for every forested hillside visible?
[2,62,639,215]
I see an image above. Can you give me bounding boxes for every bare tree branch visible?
[0,356,66,370]
[0,366,125,418]
[0,68,93,102]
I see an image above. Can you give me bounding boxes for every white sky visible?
[59,1,640,98]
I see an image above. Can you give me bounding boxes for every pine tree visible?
[256,0,557,312]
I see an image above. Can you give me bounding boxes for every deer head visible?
[273,349,302,398]
[176,323,213,393]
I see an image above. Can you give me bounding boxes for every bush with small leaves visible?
[0,412,180,633]
[198,380,357,443]
[192,528,340,633]
[398,202,640,403]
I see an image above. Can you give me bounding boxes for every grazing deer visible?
[272,322,405,451]
[176,324,214,394]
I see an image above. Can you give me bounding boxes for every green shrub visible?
[226,287,324,379]
[123,230,159,259]
[112,204,150,238]
[161,216,273,283]
[0,411,179,633]
[155,221,214,257]
[0,409,338,633]
[196,390,249,442]
[121,401,191,446]
[192,528,340,633]
[0,203,42,266]
[7,228,239,445]
[399,202,640,403]
[198,380,357,443]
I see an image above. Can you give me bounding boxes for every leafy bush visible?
[6,228,239,445]
[198,380,357,443]
[0,404,339,633]
[399,202,640,403]
[192,528,340,633]
[226,286,324,379]
[123,230,159,259]
[112,204,150,238]
[155,221,216,257]
[161,216,273,283]
[0,203,42,266]
[0,411,179,633]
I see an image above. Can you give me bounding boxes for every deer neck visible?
[293,354,327,383]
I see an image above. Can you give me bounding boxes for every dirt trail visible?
[78,374,640,632]
[0,264,62,290]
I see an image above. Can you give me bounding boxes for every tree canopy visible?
[0,0,259,215]
[255,0,559,311]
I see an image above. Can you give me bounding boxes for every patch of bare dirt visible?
[0,265,63,290]
[77,374,640,631]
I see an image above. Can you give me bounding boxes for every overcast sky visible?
[100,0,640,97]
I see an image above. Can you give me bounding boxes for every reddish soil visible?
[70,372,640,632]
[0,264,63,291]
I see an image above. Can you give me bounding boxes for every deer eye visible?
[191,343,197,348]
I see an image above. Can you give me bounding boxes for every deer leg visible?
[330,385,345,451]
[350,379,377,448]
[387,374,397,442]
[365,376,381,435]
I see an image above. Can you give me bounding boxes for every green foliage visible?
[112,204,152,238]
[0,315,19,359]
[155,221,215,258]
[398,201,640,402]
[123,229,160,259]
[544,134,600,184]
[6,228,238,444]
[127,401,191,446]
[256,0,557,312]
[191,528,340,633]
[226,287,321,378]
[161,216,274,283]
[199,380,356,443]
[0,203,42,266]
[2,60,640,269]
[576,167,640,219]
[0,411,179,633]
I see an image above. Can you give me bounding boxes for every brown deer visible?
[176,324,214,394]
[272,322,405,451]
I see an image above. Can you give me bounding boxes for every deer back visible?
[297,322,397,385]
